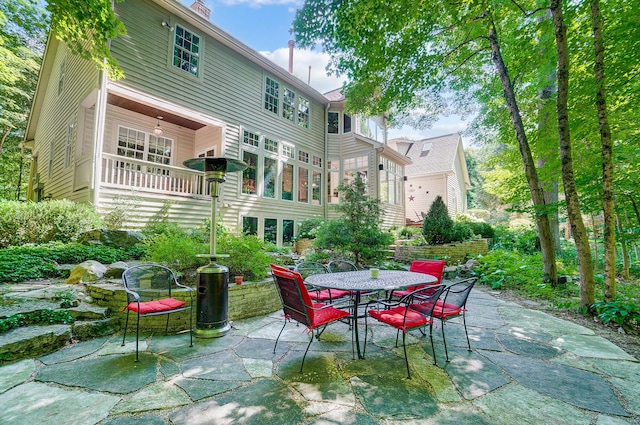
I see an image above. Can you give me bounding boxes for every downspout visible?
[92,69,108,207]
[324,102,331,219]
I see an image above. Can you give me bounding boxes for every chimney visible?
[288,40,295,74]
[190,0,211,21]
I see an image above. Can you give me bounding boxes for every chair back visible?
[270,264,314,327]
[405,283,448,315]
[438,277,477,313]
[122,264,180,300]
[294,261,328,279]
[409,260,446,284]
[328,259,358,273]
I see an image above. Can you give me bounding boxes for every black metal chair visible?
[365,284,447,378]
[327,259,358,273]
[430,277,477,363]
[270,264,351,373]
[121,264,193,361]
[295,261,351,303]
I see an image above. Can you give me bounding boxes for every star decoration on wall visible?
[408,195,415,201]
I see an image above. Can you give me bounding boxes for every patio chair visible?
[364,284,447,379]
[270,264,351,373]
[327,259,358,273]
[294,261,351,303]
[430,277,477,362]
[390,259,446,299]
[121,264,193,361]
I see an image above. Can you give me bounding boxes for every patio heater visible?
[183,157,247,338]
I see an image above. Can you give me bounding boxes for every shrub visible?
[398,226,422,239]
[422,196,453,244]
[142,227,208,275]
[297,217,325,239]
[217,234,272,281]
[0,200,103,248]
[593,300,640,332]
[0,242,141,283]
[450,222,474,242]
[492,225,539,254]
[468,222,495,239]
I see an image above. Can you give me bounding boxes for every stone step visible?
[67,303,110,321]
[0,324,72,363]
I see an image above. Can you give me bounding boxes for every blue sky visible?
[180,0,470,142]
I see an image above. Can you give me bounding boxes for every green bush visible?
[492,225,539,254]
[0,200,103,248]
[297,217,325,239]
[450,222,474,243]
[398,226,422,239]
[218,234,272,281]
[142,227,208,275]
[0,242,142,283]
[468,221,495,239]
[422,196,454,244]
[593,300,640,332]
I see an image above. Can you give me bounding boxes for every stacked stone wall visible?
[394,239,489,264]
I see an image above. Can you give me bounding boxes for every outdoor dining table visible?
[305,270,438,359]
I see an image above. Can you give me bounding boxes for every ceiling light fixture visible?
[153,116,164,136]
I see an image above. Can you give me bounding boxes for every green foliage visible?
[297,217,325,239]
[141,226,208,275]
[0,200,104,248]
[398,226,422,239]
[46,0,126,79]
[468,222,495,239]
[450,222,474,243]
[593,300,640,332]
[0,242,141,283]
[218,234,272,281]
[314,175,394,266]
[104,195,142,230]
[422,196,454,244]
[491,225,540,255]
[0,309,75,334]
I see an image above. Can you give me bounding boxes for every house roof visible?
[323,88,346,102]
[388,133,466,177]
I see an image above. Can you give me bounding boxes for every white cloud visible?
[260,47,346,94]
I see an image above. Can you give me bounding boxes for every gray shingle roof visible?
[389,133,462,176]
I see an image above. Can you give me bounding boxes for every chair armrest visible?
[123,287,141,301]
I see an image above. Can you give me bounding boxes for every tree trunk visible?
[627,193,640,226]
[550,0,595,308]
[615,210,629,280]
[590,0,616,301]
[488,22,558,285]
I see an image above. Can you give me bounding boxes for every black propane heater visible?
[183,157,247,338]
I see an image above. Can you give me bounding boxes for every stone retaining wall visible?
[394,239,489,264]
[86,279,282,333]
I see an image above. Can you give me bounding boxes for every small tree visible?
[423,196,454,245]
[314,175,393,266]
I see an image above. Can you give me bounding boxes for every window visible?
[282,163,294,201]
[116,126,175,174]
[282,88,296,122]
[263,157,277,198]
[344,155,368,185]
[312,155,322,168]
[312,171,322,205]
[264,77,279,114]
[298,167,308,203]
[48,140,55,178]
[264,138,278,153]
[197,147,216,158]
[298,97,310,128]
[343,113,352,133]
[327,160,339,204]
[173,25,200,76]
[328,112,339,133]
[242,151,258,195]
[243,216,258,235]
[282,219,294,247]
[243,130,259,147]
[264,76,311,128]
[379,158,401,204]
[282,144,294,159]
[298,151,309,163]
[264,218,277,244]
[64,122,75,168]
[58,59,66,95]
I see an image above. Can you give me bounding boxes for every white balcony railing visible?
[101,153,209,196]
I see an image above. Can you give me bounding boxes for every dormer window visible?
[420,142,432,157]
[173,25,200,76]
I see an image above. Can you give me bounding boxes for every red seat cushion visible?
[127,298,186,314]
[311,304,350,327]
[309,289,352,302]
[432,300,463,318]
[368,306,430,331]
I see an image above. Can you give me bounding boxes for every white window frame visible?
[115,125,174,173]
[172,24,201,77]
[64,121,75,168]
